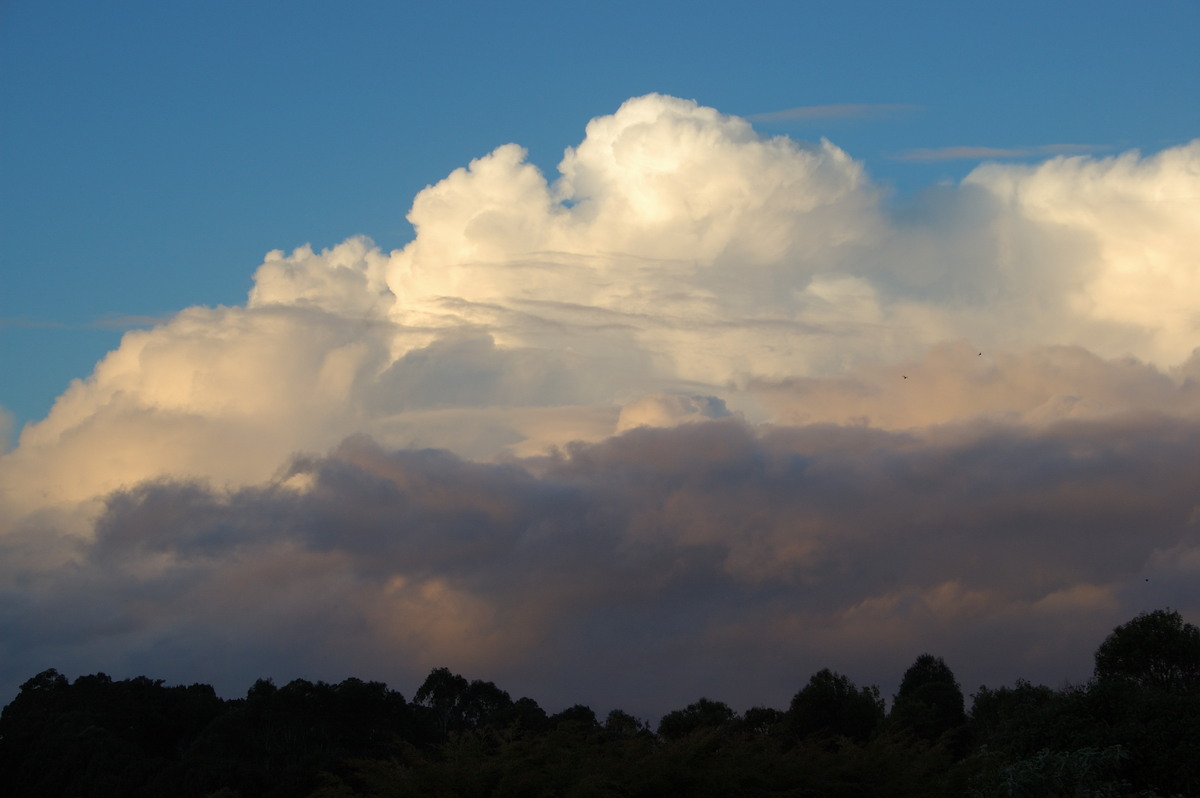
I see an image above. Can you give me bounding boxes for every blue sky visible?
[2,1,1200,715]
[4,0,1197,430]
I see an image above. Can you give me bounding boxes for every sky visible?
[2,0,1200,720]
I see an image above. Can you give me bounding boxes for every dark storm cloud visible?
[5,416,1199,719]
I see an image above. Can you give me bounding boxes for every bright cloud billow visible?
[2,94,1200,716]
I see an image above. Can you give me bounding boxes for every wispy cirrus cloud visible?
[748,103,923,123]
[88,313,174,330]
[897,143,1110,162]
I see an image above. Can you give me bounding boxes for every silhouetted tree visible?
[604,708,650,737]
[413,667,470,735]
[890,654,966,745]
[741,705,784,736]
[0,669,226,797]
[1093,607,1200,693]
[789,668,884,744]
[961,611,1200,798]
[657,697,737,741]
[460,678,514,729]
[490,695,548,735]
[10,625,1200,798]
[549,703,599,729]
[968,679,1058,751]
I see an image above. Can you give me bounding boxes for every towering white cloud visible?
[386,94,892,392]
[965,142,1200,365]
[2,94,1199,716]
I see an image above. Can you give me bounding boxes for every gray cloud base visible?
[5,416,1198,719]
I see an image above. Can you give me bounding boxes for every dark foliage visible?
[890,653,967,745]
[655,697,736,741]
[788,667,885,744]
[1094,607,1200,693]
[0,669,224,797]
[2,608,1198,797]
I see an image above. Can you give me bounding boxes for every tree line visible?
[1,608,1198,797]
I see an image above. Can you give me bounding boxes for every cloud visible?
[1,94,1199,717]
[897,143,1110,162]
[752,341,1200,430]
[5,419,1199,718]
[0,406,12,454]
[964,143,1200,365]
[88,313,176,330]
[749,104,923,123]
[616,392,731,432]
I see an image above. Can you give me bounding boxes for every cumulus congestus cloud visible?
[2,94,1199,715]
